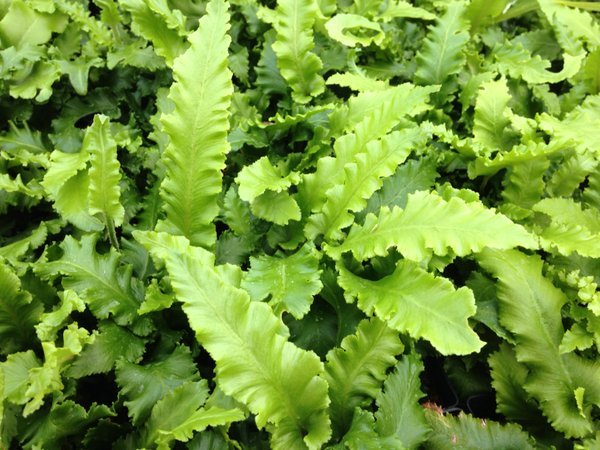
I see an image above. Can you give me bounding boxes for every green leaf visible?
[135,231,331,449]
[250,190,302,225]
[35,235,143,325]
[1,350,40,404]
[0,261,43,354]
[374,355,430,448]
[538,94,600,156]
[478,249,600,438]
[242,244,322,319]
[533,198,600,258]
[144,381,243,449]
[324,318,403,435]
[0,0,67,48]
[121,0,187,66]
[472,77,517,153]
[272,0,324,103]
[115,345,200,424]
[86,115,125,232]
[156,0,233,248]
[327,190,537,261]
[325,14,384,48]
[423,410,535,449]
[359,157,438,220]
[415,1,470,85]
[337,260,484,355]
[35,290,85,342]
[494,41,584,84]
[67,321,146,378]
[236,156,299,203]
[305,128,424,240]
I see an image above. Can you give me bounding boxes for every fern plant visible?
[0,0,599,448]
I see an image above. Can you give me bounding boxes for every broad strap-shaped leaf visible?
[121,0,187,66]
[468,139,564,177]
[334,409,404,449]
[324,318,403,436]
[478,249,600,437]
[271,0,324,103]
[135,231,331,449]
[414,1,469,85]
[34,235,143,325]
[300,84,437,212]
[423,410,535,449]
[374,355,430,448]
[533,198,600,258]
[67,321,146,378]
[538,94,600,156]
[472,77,517,153]
[326,190,537,261]
[501,158,549,214]
[143,380,244,449]
[337,260,484,355]
[35,290,85,342]
[250,190,302,225]
[86,115,125,233]
[242,244,322,319]
[157,0,233,248]
[115,345,201,424]
[325,14,384,47]
[494,41,584,84]
[236,156,300,203]
[359,157,438,220]
[489,343,553,432]
[0,261,43,355]
[305,128,424,240]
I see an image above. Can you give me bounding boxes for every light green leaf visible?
[35,290,85,342]
[415,1,470,85]
[236,156,299,203]
[272,0,324,103]
[533,198,600,257]
[324,317,403,436]
[337,260,484,355]
[375,355,430,448]
[494,42,584,84]
[120,0,187,66]
[242,244,322,319]
[325,14,384,47]
[135,231,331,449]
[379,0,435,21]
[327,190,537,261]
[86,115,125,230]
[326,72,388,92]
[157,0,233,248]
[305,128,423,240]
[0,0,67,48]
[250,190,301,225]
[473,77,517,153]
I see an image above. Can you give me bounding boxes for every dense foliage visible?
[1,0,599,448]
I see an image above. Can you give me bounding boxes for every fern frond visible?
[157,0,233,248]
[305,128,423,240]
[86,115,125,241]
[326,190,537,261]
[120,0,187,66]
[414,1,469,85]
[478,249,600,438]
[135,231,331,449]
[324,317,403,435]
[272,0,324,103]
[337,260,484,355]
